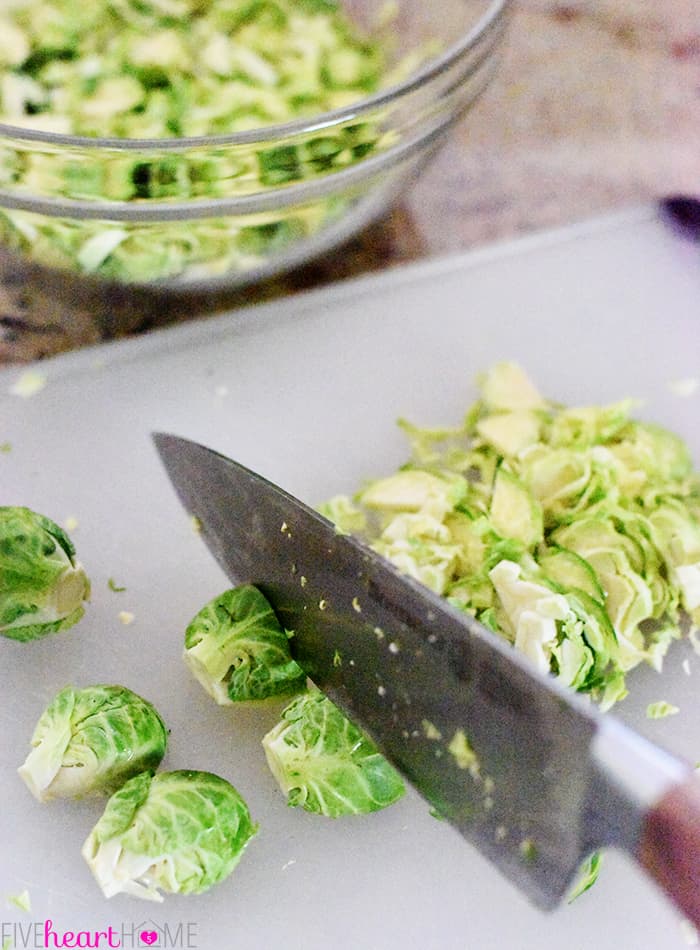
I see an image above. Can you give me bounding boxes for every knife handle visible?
[639,775,700,930]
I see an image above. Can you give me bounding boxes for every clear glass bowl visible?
[0,0,510,336]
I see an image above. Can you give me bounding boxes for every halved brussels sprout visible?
[263,689,405,817]
[0,506,90,641]
[19,684,167,801]
[183,585,306,704]
[82,769,257,901]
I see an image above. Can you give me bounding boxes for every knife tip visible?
[151,431,183,456]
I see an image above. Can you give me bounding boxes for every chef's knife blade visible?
[154,433,700,922]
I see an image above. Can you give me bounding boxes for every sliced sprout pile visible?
[0,505,90,642]
[183,584,306,704]
[262,688,405,817]
[0,0,387,139]
[82,769,258,901]
[319,362,700,711]
[0,0,412,281]
[18,684,167,801]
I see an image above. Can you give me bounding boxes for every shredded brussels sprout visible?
[18,684,168,801]
[646,701,680,720]
[262,688,405,816]
[8,370,47,398]
[183,584,306,704]
[7,889,31,913]
[323,362,700,711]
[82,769,257,901]
[567,851,602,903]
[0,0,409,281]
[0,505,90,641]
[0,0,385,139]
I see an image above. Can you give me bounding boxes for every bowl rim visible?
[0,0,511,152]
[0,101,461,219]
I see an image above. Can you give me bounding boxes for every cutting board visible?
[1,205,699,950]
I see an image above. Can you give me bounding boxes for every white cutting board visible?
[1,205,699,950]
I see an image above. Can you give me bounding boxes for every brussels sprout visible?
[646,701,680,720]
[476,409,542,458]
[316,495,367,535]
[358,470,461,513]
[18,685,167,801]
[262,689,405,817]
[478,361,547,411]
[547,400,637,448]
[612,420,693,486]
[489,466,543,548]
[321,362,700,718]
[568,851,602,903]
[82,770,257,901]
[183,585,306,704]
[0,0,402,282]
[0,506,90,641]
[647,497,700,620]
[488,560,570,675]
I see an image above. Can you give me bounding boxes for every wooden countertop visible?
[1,0,698,363]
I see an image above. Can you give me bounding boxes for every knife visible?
[154,432,700,927]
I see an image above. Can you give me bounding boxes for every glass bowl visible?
[0,0,511,340]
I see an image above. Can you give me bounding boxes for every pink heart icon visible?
[140,932,158,946]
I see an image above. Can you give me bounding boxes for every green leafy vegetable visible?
[0,506,90,641]
[646,701,680,720]
[82,769,257,901]
[519,838,538,863]
[567,851,602,902]
[323,362,700,710]
[262,688,405,817]
[7,889,31,913]
[0,0,413,282]
[0,0,385,139]
[18,684,167,801]
[447,729,480,776]
[8,371,47,398]
[183,584,306,704]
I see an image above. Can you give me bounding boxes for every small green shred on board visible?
[9,372,47,398]
[568,851,602,903]
[646,701,680,720]
[7,889,31,913]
